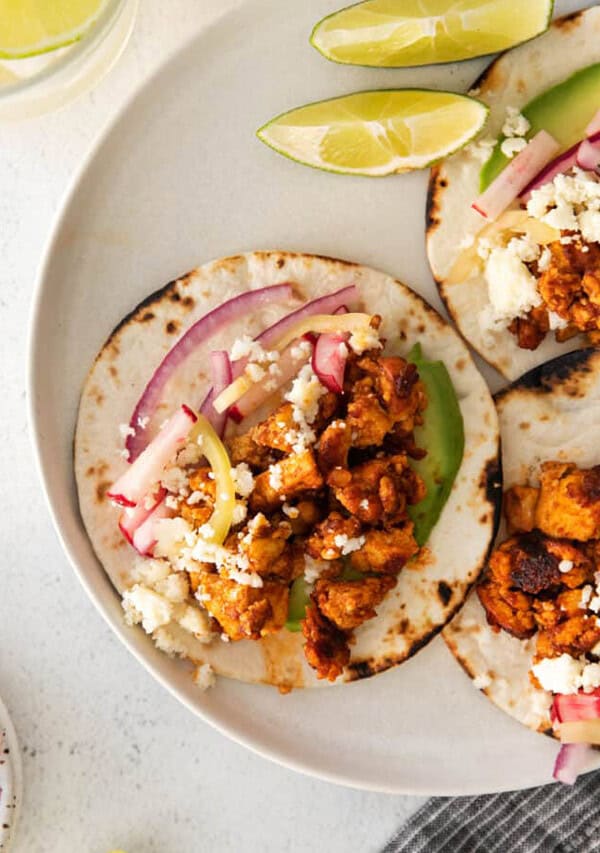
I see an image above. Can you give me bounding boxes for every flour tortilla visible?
[75,251,500,689]
[444,348,600,733]
[427,8,600,382]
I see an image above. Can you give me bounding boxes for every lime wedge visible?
[311,0,553,67]
[0,0,108,59]
[257,90,488,176]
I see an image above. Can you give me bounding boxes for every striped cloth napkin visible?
[382,773,600,853]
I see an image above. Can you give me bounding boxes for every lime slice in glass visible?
[0,0,109,59]
[311,0,553,67]
[257,90,488,176]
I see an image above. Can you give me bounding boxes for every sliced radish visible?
[131,499,174,556]
[108,405,197,507]
[312,333,349,393]
[199,350,233,437]
[576,137,600,173]
[586,108,600,137]
[119,487,166,544]
[473,130,560,220]
[553,690,600,723]
[125,283,294,461]
[233,339,313,420]
[553,742,590,786]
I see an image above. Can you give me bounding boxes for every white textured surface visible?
[0,3,425,851]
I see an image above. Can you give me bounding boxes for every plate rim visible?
[25,0,591,797]
[0,695,22,852]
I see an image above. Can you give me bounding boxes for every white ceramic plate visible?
[29,0,599,794]
[0,697,21,852]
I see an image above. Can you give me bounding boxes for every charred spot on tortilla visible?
[554,9,585,31]
[165,321,179,335]
[496,348,596,400]
[425,170,443,235]
[438,581,452,606]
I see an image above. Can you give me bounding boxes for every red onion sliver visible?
[253,284,358,350]
[312,332,349,393]
[118,487,166,544]
[576,137,600,173]
[586,108,600,137]
[520,130,600,200]
[200,351,233,437]
[473,130,560,220]
[126,283,294,460]
[131,498,174,557]
[108,405,197,507]
[553,742,590,786]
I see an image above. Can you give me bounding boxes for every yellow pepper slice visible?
[188,411,235,545]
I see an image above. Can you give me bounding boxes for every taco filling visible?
[106,285,464,685]
[477,461,600,780]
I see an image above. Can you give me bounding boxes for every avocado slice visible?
[407,343,465,548]
[480,62,600,191]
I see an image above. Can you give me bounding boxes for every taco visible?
[427,6,600,381]
[75,251,499,691]
[443,348,600,784]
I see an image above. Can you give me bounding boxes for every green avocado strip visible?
[284,344,464,628]
[407,343,465,548]
[480,62,600,191]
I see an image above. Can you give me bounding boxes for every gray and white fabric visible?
[383,774,600,853]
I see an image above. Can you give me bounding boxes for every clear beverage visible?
[0,0,138,121]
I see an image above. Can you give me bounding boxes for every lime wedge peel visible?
[310,0,554,68]
[257,90,489,177]
[0,0,110,59]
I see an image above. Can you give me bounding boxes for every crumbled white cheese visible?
[304,555,328,584]
[245,362,266,382]
[282,503,300,519]
[131,557,171,586]
[580,585,593,609]
[290,340,313,361]
[176,443,203,467]
[502,107,530,139]
[230,335,279,365]
[359,499,369,511]
[198,523,215,540]
[589,596,600,614]
[473,673,491,690]
[268,463,283,491]
[465,135,496,162]
[558,559,574,573]
[532,654,583,695]
[580,663,600,693]
[501,137,528,159]
[154,572,189,603]
[137,416,150,430]
[119,423,136,439]
[527,170,600,237]
[537,247,552,272]
[231,463,255,498]
[118,448,131,461]
[548,312,568,331]
[122,585,173,633]
[232,501,248,525]
[285,363,327,425]
[165,495,179,510]
[152,627,189,657]
[193,663,216,690]
[348,324,382,355]
[480,239,542,330]
[333,533,366,556]
[153,517,193,560]
[179,605,212,639]
[161,466,189,495]
[227,568,263,588]
[187,489,209,506]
